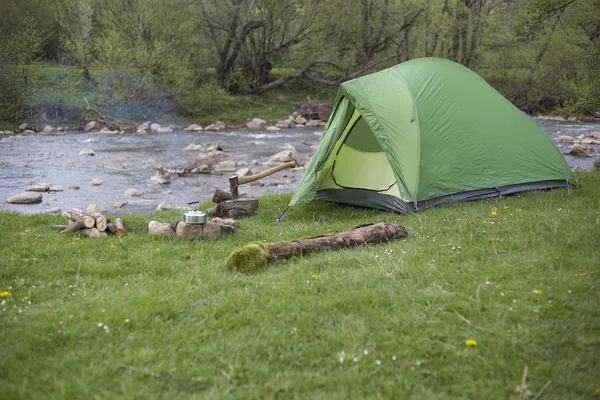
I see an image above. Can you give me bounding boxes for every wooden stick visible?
[532,380,552,400]
[61,219,87,234]
[521,365,528,400]
[52,225,70,230]
[227,222,407,271]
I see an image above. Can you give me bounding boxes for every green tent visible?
[287,57,575,214]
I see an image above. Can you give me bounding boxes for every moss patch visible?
[226,242,269,272]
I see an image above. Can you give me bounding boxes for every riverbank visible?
[1,118,599,215]
[1,173,599,398]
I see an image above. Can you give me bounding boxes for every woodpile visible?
[53,208,127,238]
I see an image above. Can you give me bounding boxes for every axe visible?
[229,159,298,200]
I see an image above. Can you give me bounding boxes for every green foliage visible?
[3,0,600,124]
[593,157,600,172]
[517,0,600,116]
[1,173,599,398]
[0,14,43,122]
[27,68,89,122]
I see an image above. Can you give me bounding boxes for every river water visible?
[1,119,598,215]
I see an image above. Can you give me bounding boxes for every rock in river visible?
[6,191,43,204]
[27,183,50,192]
[184,124,203,131]
[567,144,595,158]
[124,188,143,196]
[84,121,99,132]
[150,173,170,185]
[246,118,267,129]
[79,149,95,156]
[265,146,299,166]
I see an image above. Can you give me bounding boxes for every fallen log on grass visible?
[227,222,407,272]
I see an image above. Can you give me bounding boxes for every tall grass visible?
[1,173,599,399]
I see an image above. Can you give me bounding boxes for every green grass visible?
[1,173,599,399]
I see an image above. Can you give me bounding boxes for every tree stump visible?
[207,197,258,219]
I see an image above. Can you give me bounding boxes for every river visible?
[1,119,598,215]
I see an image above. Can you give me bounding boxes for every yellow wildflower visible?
[534,289,542,295]
[465,339,478,347]
[110,243,116,248]
[516,209,522,213]
[311,275,318,280]
[0,291,9,297]
[491,211,497,216]
[503,205,509,210]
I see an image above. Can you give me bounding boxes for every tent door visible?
[329,114,398,194]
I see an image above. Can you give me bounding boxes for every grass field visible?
[1,173,599,399]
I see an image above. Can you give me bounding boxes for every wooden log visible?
[61,219,87,234]
[212,188,233,203]
[227,222,407,272]
[207,197,258,219]
[65,210,95,228]
[107,218,127,237]
[81,228,107,238]
[91,212,108,231]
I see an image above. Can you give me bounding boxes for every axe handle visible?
[238,161,297,185]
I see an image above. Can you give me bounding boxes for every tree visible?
[517,0,600,115]
[195,0,265,89]
[240,0,322,91]
[53,0,98,82]
[0,14,43,121]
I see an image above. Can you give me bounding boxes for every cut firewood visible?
[107,218,127,237]
[61,219,88,234]
[207,197,258,219]
[212,188,234,203]
[91,212,108,231]
[65,210,95,228]
[227,222,408,271]
[81,228,107,238]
